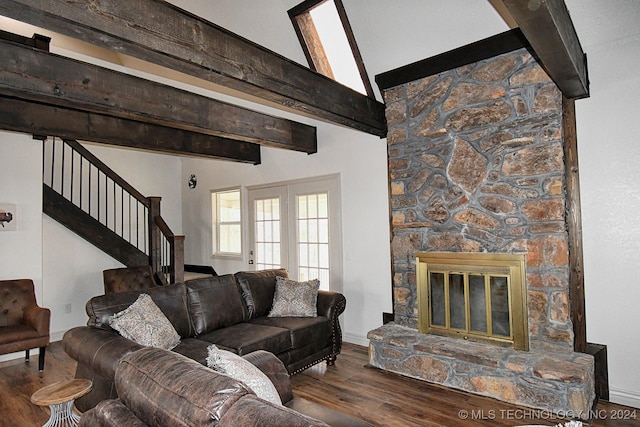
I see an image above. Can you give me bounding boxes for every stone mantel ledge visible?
[368,324,595,418]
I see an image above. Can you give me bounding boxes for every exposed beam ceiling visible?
[0,0,387,137]
[0,96,261,164]
[496,0,589,99]
[0,38,316,154]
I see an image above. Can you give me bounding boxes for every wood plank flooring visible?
[1,341,638,427]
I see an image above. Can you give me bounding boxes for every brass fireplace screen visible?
[416,252,528,351]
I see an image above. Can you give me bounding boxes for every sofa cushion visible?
[116,347,251,427]
[207,344,281,405]
[249,316,331,349]
[86,282,193,338]
[186,275,248,335]
[234,269,288,319]
[109,293,181,350]
[268,277,319,318]
[198,322,291,356]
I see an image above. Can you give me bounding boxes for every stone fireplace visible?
[368,46,595,417]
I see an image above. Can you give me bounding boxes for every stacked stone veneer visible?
[368,48,594,416]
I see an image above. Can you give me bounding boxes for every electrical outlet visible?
[64,303,72,314]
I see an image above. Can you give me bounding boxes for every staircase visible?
[42,138,184,284]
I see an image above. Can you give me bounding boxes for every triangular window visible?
[288,0,374,97]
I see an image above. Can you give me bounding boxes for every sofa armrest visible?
[242,350,294,404]
[63,326,143,381]
[80,400,149,427]
[316,290,346,319]
[317,291,346,357]
[23,305,50,337]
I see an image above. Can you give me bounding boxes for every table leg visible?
[43,400,80,427]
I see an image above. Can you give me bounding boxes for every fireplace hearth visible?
[368,46,595,417]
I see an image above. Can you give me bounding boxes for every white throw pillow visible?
[206,344,282,405]
[268,276,319,318]
[109,293,181,350]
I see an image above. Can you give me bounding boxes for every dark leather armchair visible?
[0,279,50,370]
[103,265,159,294]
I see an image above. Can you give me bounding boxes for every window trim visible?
[288,0,375,98]
[211,187,243,258]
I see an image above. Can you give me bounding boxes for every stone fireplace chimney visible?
[368,45,595,417]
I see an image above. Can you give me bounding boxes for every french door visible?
[247,176,342,292]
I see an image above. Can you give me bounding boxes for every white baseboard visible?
[0,329,65,363]
[609,387,640,409]
[343,332,369,347]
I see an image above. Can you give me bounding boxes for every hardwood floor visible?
[1,341,638,427]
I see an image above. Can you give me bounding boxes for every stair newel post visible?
[172,235,185,284]
[148,196,162,278]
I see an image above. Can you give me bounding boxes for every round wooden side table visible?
[31,379,92,427]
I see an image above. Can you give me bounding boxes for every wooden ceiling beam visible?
[496,0,589,99]
[0,38,316,154]
[0,0,387,136]
[0,96,261,164]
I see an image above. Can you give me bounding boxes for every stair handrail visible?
[60,139,149,206]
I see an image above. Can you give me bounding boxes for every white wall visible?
[577,36,640,407]
[181,120,392,344]
[0,132,43,362]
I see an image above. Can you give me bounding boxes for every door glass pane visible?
[297,192,330,290]
[309,219,318,242]
[298,196,307,219]
[255,197,281,270]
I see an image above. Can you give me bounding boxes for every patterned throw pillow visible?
[268,276,319,318]
[206,344,282,405]
[109,293,181,350]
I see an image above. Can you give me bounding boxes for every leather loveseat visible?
[62,269,346,412]
[79,347,372,427]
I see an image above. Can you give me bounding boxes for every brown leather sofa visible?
[0,279,50,371]
[63,269,346,412]
[79,347,372,427]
